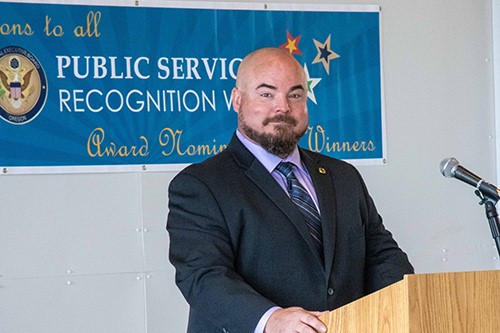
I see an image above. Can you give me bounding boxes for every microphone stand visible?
[475,190,500,258]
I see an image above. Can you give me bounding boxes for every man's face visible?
[232,51,309,158]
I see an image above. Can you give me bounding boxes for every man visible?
[167,47,414,333]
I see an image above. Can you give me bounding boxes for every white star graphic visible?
[303,63,321,105]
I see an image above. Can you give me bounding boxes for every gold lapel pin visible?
[318,167,327,174]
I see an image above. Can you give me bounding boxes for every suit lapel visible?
[246,160,318,253]
[228,135,325,267]
[300,150,338,276]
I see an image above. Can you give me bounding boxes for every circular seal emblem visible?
[0,46,48,125]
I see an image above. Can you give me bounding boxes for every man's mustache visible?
[262,115,297,126]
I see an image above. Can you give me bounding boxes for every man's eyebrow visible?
[289,84,306,92]
[255,83,306,92]
[256,83,276,90]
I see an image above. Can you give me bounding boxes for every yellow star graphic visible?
[312,35,339,74]
[279,31,302,55]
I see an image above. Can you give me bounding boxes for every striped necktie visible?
[276,162,324,259]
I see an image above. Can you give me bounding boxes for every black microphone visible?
[440,157,500,200]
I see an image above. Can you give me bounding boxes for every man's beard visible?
[239,113,307,158]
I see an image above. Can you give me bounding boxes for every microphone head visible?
[440,157,459,178]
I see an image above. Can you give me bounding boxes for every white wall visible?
[495,0,500,184]
[360,0,497,271]
[0,0,498,332]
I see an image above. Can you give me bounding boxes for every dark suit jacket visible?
[167,134,414,333]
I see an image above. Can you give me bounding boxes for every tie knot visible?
[276,162,294,179]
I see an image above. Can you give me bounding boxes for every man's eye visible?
[289,93,304,99]
[260,92,272,98]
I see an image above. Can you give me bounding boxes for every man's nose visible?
[274,94,291,113]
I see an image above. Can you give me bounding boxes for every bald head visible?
[235,47,307,91]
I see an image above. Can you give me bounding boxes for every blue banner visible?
[0,2,383,173]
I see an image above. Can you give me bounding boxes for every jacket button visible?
[327,288,335,295]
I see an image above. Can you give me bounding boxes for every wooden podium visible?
[319,270,500,332]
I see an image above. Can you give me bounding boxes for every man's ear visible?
[231,87,241,113]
